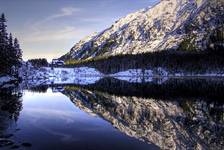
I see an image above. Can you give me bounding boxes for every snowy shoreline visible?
[24,67,224,80]
[108,75,224,78]
[4,65,224,88]
[108,68,224,77]
[0,75,17,88]
[107,68,224,83]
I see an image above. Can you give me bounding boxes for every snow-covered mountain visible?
[61,0,224,60]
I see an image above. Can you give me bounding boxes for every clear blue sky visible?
[0,0,159,61]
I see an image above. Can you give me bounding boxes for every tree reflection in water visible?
[0,88,25,149]
[3,77,224,150]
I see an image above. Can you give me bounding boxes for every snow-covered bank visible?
[25,67,103,79]
[48,67,103,77]
[109,68,168,83]
[49,76,102,85]
[0,75,17,88]
[110,68,224,77]
[173,73,224,77]
[109,68,224,83]
[46,67,103,85]
[109,68,169,78]
[0,76,16,84]
[22,66,104,87]
[20,63,224,87]
[109,69,153,83]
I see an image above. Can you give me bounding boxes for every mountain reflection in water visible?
[62,78,224,150]
[0,77,224,150]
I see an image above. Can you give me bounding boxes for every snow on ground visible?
[110,68,224,78]
[111,69,144,77]
[0,75,16,86]
[114,76,143,83]
[109,68,166,83]
[26,67,103,79]
[48,67,103,77]
[21,63,224,87]
[110,69,147,83]
[24,67,103,86]
[109,68,224,83]
[47,67,102,85]
[110,68,169,77]
[174,72,224,77]
[1,83,16,88]
[45,67,103,85]
[113,76,155,83]
[49,76,102,85]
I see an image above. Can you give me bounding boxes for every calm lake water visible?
[0,78,224,150]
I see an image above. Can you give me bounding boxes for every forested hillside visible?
[65,48,224,74]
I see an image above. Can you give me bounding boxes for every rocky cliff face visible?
[63,88,224,150]
[61,0,224,61]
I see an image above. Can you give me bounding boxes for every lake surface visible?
[0,77,224,150]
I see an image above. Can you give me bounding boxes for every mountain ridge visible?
[61,0,224,61]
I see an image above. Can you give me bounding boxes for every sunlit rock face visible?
[61,0,224,60]
[63,88,224,150]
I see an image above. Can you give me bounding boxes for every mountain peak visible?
[61,0,223,61]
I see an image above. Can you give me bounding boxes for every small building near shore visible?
[52,59,64,66]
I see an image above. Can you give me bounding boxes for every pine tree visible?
[7,33,15,74]
[8,33,13,47]
[14,38,22,66]
[0,13,9,73]
[0,13,23,75]
[0,13,8,45]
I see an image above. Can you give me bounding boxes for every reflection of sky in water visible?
[12,89,157,150]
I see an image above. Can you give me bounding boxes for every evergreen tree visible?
[14,38,22,66]
[0,13,8,73]
[8,33,13,47]
[0,13,23,75]
[0,13,8,44]
[7,33,15,74]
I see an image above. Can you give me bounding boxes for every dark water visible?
[1,78,224,150]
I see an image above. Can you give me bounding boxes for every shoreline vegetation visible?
[63,49,224,75]
[0,13,22,87]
